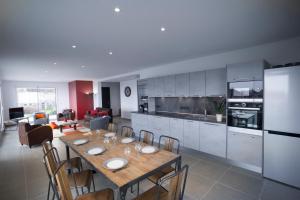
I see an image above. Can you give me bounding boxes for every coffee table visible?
[56,120,78,133]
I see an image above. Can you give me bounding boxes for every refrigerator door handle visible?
[267,130,300,138]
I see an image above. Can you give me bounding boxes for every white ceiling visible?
[0,0,300,82]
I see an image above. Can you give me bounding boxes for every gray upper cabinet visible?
[227,60,266,82]
[205,68,226,96]
[175,73,189,97]
[154,77,164,97]
[164,75,175,97]
[143,78,155,97]
[189,71,205,96]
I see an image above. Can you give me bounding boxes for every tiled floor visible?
[1,118,300,200]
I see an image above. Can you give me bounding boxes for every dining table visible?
[59,129,182,200]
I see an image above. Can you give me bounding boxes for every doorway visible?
[101,87,111,108]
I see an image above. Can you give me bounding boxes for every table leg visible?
[119,186,128,200]
[74,124,77,130]
[66,145,70,160]
[60,126,63,133]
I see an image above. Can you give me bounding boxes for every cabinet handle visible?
[204,122,220,126]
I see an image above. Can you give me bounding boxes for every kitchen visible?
[132,60,300,188]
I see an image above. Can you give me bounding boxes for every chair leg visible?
[92,176,95,192]
[47,181,51,200]
[81,187,84,194]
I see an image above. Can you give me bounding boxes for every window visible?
[16,87,57,116]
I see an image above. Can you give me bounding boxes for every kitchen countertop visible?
[132,111,226,124]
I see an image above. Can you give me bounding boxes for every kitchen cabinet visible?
[199,122,226,158]
[169,118,184,145]
[154,77,164,97]
[131,113,149,134]
[175,73,189,97]
[189,71,205,97]
[227,60,266,82]
[152,115,170,142]
[205,68,226,96]
[164,75,175,97]
[183,120,200,150]
[227,131,262,167]
[144,78,155,97]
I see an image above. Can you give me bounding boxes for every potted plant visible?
[214,99,225,122]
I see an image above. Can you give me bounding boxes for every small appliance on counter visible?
[139,96,148,113]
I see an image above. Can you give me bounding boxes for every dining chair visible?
[48,157,114,200]
[121,126,135,138]
[135,165,189,200]
[148,135,180,184]
[108,123,118,133]
[42,141,95,196]
[139,130,154,145]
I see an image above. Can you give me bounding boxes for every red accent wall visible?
[68,81,93,120]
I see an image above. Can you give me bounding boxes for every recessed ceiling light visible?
[72,45,77,48]
[109,51,113,55]
[81,65,86,68]
[45,70,48,73]
[53,62,57,65]
[114,7,120,13]
[160,27,166,32]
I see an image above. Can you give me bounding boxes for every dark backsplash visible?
[155,97,226,115]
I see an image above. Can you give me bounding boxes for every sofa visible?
[18,122,53,148]
[84,107,113,123]
[57,109,76,121]
[33,112,49,125]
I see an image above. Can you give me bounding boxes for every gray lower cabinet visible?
[164,75,175,97]
[183,120,200,150]
[131,113,149,134]
[205,68,226,96]
[175,73,189,97]
[169,118,184,145]
[189,71,205,97]
[199,122,226,158]
[227,60,266,82]
[227,131,262,167]
[151,115,170,142]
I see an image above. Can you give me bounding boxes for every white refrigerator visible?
[264,65,300,188]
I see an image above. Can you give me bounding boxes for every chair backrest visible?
[139,130,154,145]
[108,123,118,133]
[121,126,134,138]
[42,145,60,177]
[90,116,110,130]
[159,165,189,200]
[159,135,180,154]
[52,161,74,200]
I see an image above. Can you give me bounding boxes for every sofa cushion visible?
[35,113,46,119]
[49,122,58,129]
[90,110,98,116]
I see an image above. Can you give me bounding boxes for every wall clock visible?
[124,86,131,97]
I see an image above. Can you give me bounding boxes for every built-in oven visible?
[227,102,263,130]
[228,81,263,101]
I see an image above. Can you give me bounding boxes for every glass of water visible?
[103,137,110,149]
[124,146,131,159]
[134,143,142,156]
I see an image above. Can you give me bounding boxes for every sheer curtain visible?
[0,85,4,132]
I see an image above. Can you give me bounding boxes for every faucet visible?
[204,109,207,118]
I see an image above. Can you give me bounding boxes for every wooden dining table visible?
[59,130,181,200]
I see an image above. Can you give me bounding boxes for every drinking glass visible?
[103,137,110,149]
[134,143,142,156]
[111,135,118,146]
[124,147,131,159]
[96,129,101,139]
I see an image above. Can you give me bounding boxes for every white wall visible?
[120,79,138,119]
[102,82,121,116]
[1,80,70,120]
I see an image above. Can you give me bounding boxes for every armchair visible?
[57,109,76,121]
[33,112,49,125]
[18,122,53,148]
[90,116,110,131]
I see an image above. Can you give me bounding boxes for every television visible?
[9,107,24,119]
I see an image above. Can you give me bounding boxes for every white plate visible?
[104,132,116,138]
[141,146,158,154]
[78,128,91,133]
[121,137,135,144]
[73,139,89,145]
[87,147,106,155]
[103,158,128,170]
